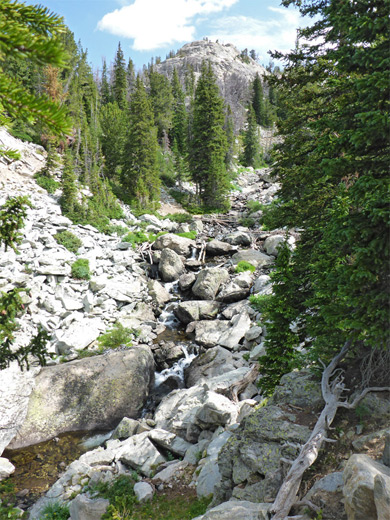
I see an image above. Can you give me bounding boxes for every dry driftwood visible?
[269,341,390,520]
[218,364,259,403]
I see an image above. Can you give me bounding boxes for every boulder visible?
[147,280,172,305]
[192,500,270,520]
[7,347,154,449]
[152,460,189,482]
[195,393,238,429]
[252,274,272,295]
[217,271,253,303]
[185,347,235,387]
[206,240,235,256]
[192,268,229,300]
[148,428,192,457]
[0,457,15,480]
[191,313,251,350]
[134,481,154,503]
[116,433,166,477]
[343,454,390,520]
[158,248,184,282]
[174,301,221,325]
[112,417,140,439]
[231,250,273,268]
[178,272,196,291]
[223,231,251,246]
[154,233,196,256]
[263,234,285,256]
[55,317,105,354]
[270,369,323,410]
[69,494,109,520]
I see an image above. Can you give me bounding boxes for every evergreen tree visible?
[122,76,160,208]
[252,73,265,126]
[126,57,135,99]
[112,42,127,109]
[99,102,127,178]
[224,104,235,169]
[258,0,390,393]
[148,67,174,141]
[170,68,187,156]
[100,59,112,106]
[189,62,229,210]
[60,150,78,216]
[242,105,261,167]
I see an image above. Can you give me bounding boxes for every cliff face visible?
[155,40,268,131]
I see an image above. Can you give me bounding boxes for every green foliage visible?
[54,230,82,253]
[0,196,32,252]
[122,76,161,209]
[148,67,174,140]
[157,148,176,187]
[112,43,127,110]
[35,174,60,194]
[246,200,262,214]
[71,258,90,280]
[165,213,193,224]
[0,0,71,144]
[239,216,255,228]
[0,480,26,519]
[38,502,69,520]
[123,231,149,248]
[97,323,134,350]
[100,102,127,178]
[176,231,197,240]
[235,261,256,273]
[88,474,211,520]
[256,0,390,393]
[60,151,78,215]
[189,61,230,211]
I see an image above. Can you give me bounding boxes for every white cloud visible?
[97,0,238,51]
[207,7,303,62]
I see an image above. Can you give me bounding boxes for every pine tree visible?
[100,59,112,105]
[60,150,78,216]
[242,105,261,167]
[224,104,235,169]
[122,76,160,208]
[189,62,229,211]
[126,57,135,99]
[112,42,127,109]
[170,68,187,156]
[100,102,127,178]
[148,67,174,141]
[252,73,265,126]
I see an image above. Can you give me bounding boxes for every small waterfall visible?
[154,344,198,388]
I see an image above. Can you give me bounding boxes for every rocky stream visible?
[0,130,389,520]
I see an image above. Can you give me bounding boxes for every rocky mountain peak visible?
[156,39,268,131]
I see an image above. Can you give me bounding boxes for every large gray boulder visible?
[206,240,235,256]
[7,347,154,449]
[174,300,221,325]
[190,313,251,350]
[147,279,172,305]
[69,494,109,520]
[223,231,251,246]
[270,369,323,410]
[153,233,196,256]
[116,432,166,477]
[217,271,253,303]
[231,249,273,268]
[185,347,235,387]
[158,248,185,282]
[343,454,390,520]
[192,268,229,300]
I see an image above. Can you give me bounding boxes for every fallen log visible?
[269,341,390,519]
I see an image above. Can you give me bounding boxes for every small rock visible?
[134,481,154,503]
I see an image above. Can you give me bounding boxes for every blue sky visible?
[24,0,305,72]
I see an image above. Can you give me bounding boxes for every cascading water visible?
[154,344,198,388]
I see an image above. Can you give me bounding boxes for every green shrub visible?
[249,293,272,313]
[123,231,149,248]
[235,261,256,273]
[104,225,128,236]
[54,230,82,253]
[97,322,134,350]
[0,481,25,520]
[176,231,197,240]
[239,217,255,228]
[35,175,60,194]
[39,501,69,520]
[71,258,90,280]
[246,200,262,214]
[165,213,193,224]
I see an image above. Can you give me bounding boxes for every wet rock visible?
[223,231,251,246]
[147,280,172,305]
[154,233,196,256]
[179,272,196,291]
[7,347,154,449]
[158,249,185,282]
[174,300,221,325]
[192,268,229,300]
[185,347,235,387]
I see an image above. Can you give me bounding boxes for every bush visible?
[122,231,149,248]
[35,175,60,194]
[246,200,262,214]
[97,322,134,350]
[239,217,255,228]
[165,213,193,224]
[235,261,256,273]
[39,501,69,520]
[71,258,90,280]
[176,231,197,240]
[249,293,272,313]
[54,230,82,253]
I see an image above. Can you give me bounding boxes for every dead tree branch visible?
[269,341,389,519]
